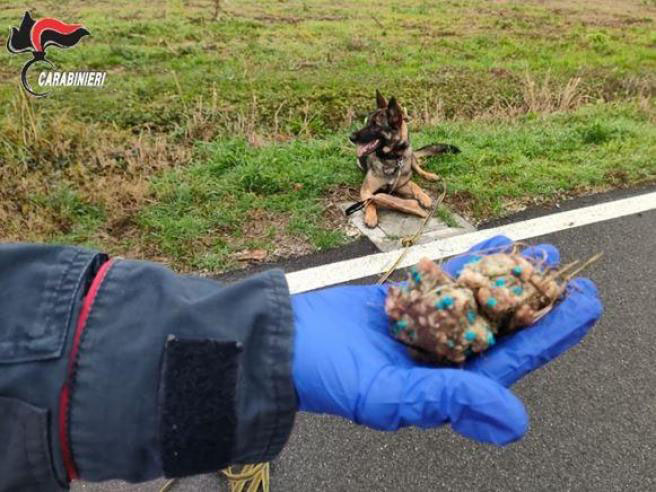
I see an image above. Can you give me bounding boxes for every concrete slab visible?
[340,201,475,252]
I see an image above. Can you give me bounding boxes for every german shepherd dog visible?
[349,91,459,228]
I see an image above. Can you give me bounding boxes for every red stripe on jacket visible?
[59,258,114,481]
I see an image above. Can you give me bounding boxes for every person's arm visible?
[0,237,602,491]
[0,243,296,490]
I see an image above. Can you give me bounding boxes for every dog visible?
[349,90,460,228]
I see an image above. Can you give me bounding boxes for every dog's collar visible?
[387,155,406,192]
[378,148,407,167]
[388,155,406,172]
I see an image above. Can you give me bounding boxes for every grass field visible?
[1,0,655,271]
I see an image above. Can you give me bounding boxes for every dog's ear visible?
[376,89,387,109]
[387,97,403,129]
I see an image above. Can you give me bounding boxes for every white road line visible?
[286,191,656,294]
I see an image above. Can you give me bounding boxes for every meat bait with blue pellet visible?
[385,249,600,364]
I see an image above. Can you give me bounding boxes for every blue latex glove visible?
[291,235,602,445]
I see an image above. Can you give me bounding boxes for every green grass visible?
[1,0,655,271]
[135,101,655,270]
[30,186,107,243]
[435,207,459,229]
[3,1,655,132]
[138,137,357,270]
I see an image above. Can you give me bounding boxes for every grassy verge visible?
[63,101,656,272]
[1,1,655,271]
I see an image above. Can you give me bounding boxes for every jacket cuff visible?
[69,260,297,482]
[231,269,297,464]
[159,270,297,477]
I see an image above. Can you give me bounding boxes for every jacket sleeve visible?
[0,244,297,490]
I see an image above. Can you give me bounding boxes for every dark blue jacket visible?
[0,244,297,491]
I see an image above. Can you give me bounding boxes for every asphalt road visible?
[74,190,656,492]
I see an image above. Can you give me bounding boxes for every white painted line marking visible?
[286,191,656,294]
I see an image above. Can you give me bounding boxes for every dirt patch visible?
[446,190,477,222]
[539,0,656,27]
[489,67,514,79]
[233,13,347,25]
[235,209,314,263]
[321,185,361,237]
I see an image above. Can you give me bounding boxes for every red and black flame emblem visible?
[6,11,90,97]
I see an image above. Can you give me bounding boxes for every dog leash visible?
[160,464,270,492]
[221,463,270,492]
[377,176,447,284]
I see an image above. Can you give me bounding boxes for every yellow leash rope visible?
[377,177,447,284]
[222,463,270,492]
[159,463,270,492]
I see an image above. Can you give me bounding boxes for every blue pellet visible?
[487,333,496,346]
[466,310,477,324]
[512,266,522,276]
[441,296,454,308]
[486,297,498,308]
[396,319,408,331]
[512,286,523,295]
[464,331,476,342]
[495,277,506,287]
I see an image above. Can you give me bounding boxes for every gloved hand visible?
[291,235,602,445]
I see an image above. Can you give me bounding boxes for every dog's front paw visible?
[418,193,432,209]
[364,205,378,228]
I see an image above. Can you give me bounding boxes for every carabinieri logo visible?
[6,11,106,97]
